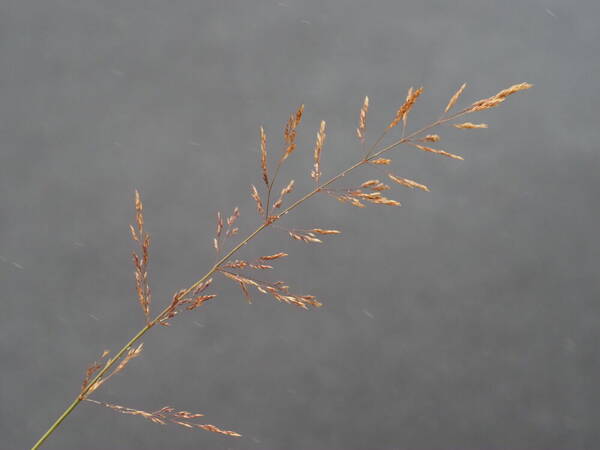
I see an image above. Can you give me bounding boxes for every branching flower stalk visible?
[31,82,531,449]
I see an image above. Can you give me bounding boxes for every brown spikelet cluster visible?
[130,190,152,323]
[288,230,323,243]
[281,105,304,163]
[80,350,110,396]
[219,270,321,309]
[453,122,488,129]
[311,120,327,184]
[226,207,240,238]
[325,188,401,207]
[388,173,430,192]
[159,279,215,326]
[421,134,441,142]
[356,96,369,143]
[85,343,144,398]
[389,86,423,129]
[469,82,533,111]
[410,143,464,160]
[222,259,273,270]
[259,126,269,186]
[494,82,533,99]
[260,252,288,261]
[273,179,295,209]
[250,184,265,216]
[214,207,240,254]
[369,158,392,165]
[253,106,306,220]
[444,83,467,113]
[85,399,241,437]
[360,180,391,191]
[331,193,365,208]
[311,228,342,235]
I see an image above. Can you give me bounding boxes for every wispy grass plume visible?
[31,82,531,449]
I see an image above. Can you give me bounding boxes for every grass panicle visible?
[31,81,531,449]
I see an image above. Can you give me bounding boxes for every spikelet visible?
[193,278,213,295]
[332,193,366,208]
[185,294,217,311]
[222,259,273,270]
[494,82,533,99]
[250,185,265,216]
[288,230,323,244]
[411,143,464,160]
[310,228,341,235]
[370,196,401,206]
[238,281,252,303]
[311,120,326,184]
[389,87,424,129]
[216,212,224,239]
[260,252,288,261]
[388,173,430,191]
[350,190,383,200]
[222,260,249,269]
[360,180,391,191]
[444,83,467,114]
[422,134,441,142]
[249,263,273,270]
[453,122,488,129]
[361,180,380,188]
[86,399,241,437]
[259,126,269,186]
[218,271,261,288]
[227,207,240,227]
[273,179,295,209]
[271,292,322,309]
[349,190,401,206]
[369,158,392,165]
[225,206,240,237]
[356,96,369,142]
[470,97,505,111]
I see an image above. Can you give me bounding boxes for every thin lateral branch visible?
[86,399,241,437]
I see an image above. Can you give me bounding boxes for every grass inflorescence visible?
[31,82,531,449]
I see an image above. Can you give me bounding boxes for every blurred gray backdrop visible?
[2,0,599,449]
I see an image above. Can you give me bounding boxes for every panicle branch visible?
[86,399,241,437]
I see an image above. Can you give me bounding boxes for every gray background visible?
[2,0,599,449]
